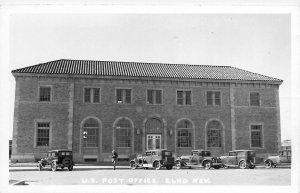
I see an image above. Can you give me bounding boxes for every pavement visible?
[9,162,131,171]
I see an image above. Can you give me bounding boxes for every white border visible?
[1,3,299,193]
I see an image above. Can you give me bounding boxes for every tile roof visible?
[12,59,283,83]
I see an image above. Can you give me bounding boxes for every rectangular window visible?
[177,129,192,147]
[116,128,131,147]
[251,125,263,148]
[37,122,50,146]
[84,128,98,147]
[147,90,162,104]
[84,88,100,103]
[39,86,51,102]
[177,90,192,105]
[116,89,132,104]
[207,91,221,106]
[250,92,260,106]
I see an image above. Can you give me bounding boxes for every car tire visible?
[38,164,42,171]
[249,165,255,169]
[61,166,65,170]
[51,162,57,172]
[203,161,212,169]
[176,161,181,170]
[154,161,161,170]
[239,160,247,169]
[130,162,137,170]
[265,160,273,169]
[68,164,73,171]
[212,165,220,169]
[166,166,173,170]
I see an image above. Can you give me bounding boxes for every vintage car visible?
[130,149,175,170]
[219,150,256,169]
[37,149,75,171]
[175,150,223,169]
[264,149,291,168]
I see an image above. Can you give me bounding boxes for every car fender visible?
[152,160,161,167]
[201,159,212,165]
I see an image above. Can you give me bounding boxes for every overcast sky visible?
[8,13,291,140]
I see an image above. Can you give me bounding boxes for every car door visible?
[227,152,238,165]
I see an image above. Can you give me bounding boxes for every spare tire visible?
[62,158,71,166]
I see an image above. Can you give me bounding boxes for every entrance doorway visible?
[147,134,161,150]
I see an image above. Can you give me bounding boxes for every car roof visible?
[47,149,72,153]
[145,149,169,152]
[192,149,210,152]
[229,150,254,152]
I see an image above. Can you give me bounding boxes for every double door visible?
[147,134,161,150]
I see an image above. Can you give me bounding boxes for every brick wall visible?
[11,75,281,162]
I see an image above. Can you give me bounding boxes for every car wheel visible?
[51,162,57,172]
[203,161,212,169]
[265,160,273,169]
[154,161,161,170]
[239,160,247,169]
[61,166,65,170]
[38,164,42,171]
[130,162,137,170]
[213,165,220,169]
[68,164,73,171]
[176,161,181,170]
[249,165,255,169]
[166,166,173,170]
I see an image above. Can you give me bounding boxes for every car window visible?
[248,151,255,157]
[164,151,172,156]
[145,152,151,156]
[51,152,57,156]
[61,152,65,156]
[202,151,211,156]
[229,152,236,156]
[237,152,246,156]
[279,151,284,156]
[151,151,157,155]
[66,152,71,156]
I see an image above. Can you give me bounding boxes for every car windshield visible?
[202,151,211,156]
[164,151,172,156]
[248,151,255,156]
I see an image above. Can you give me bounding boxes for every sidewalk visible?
[9,162,131,171]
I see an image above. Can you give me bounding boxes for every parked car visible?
[175,149,223,169]
[130,149,175,170]
[264,149,291,168]
[37,149,75,171]
[219,150,256,169]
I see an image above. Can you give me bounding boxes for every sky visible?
[8,13,291,140]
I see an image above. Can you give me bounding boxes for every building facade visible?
[11,59,283,162]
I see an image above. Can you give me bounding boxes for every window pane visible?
[177,91,183,105]
[207,121,222,147]
[177,129,192,147]
[93,88,100,103]
[156,90,162,104]
[250,92,260,106]
[84,88,91,103]
[147,90,153,104]
[251,125,262,147]
[125,89,131,104]
[116,89,123,103]
[37,122,50,146]
[39,87,51,102]
[215,92,221,106]
[207,91,213,105]
[185,91,191,105]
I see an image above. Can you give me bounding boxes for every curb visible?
[10,166,131,172]
[10,180,26,185]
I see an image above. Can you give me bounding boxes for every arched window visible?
[207,120,222,148]
[177,120,192,147]
[116,119,131,147]
[83,118,99,147]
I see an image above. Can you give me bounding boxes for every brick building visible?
[11,59,283,162]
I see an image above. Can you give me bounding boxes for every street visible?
[9,166,290,185]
